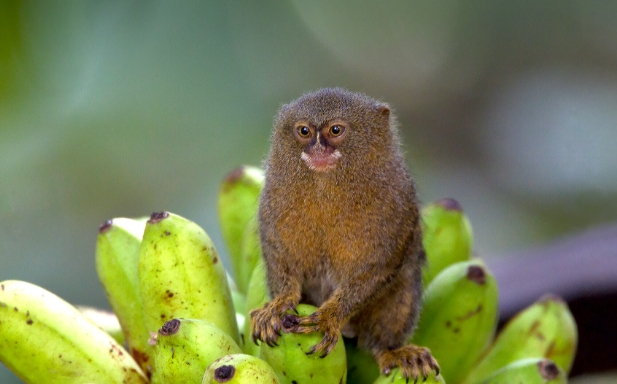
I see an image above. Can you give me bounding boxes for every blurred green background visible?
[2,1,617,382]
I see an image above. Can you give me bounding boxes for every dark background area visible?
[1,1,616,382]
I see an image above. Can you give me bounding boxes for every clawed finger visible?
[305,332,338,358]
[297,312,319,325]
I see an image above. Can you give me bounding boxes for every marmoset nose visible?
[312,132,329,152]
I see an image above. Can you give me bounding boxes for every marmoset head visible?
[271,88,398,173]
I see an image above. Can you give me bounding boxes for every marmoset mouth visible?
[301,150,341,172]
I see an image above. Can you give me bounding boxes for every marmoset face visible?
[292,119,347,172]
[273,88,394,174]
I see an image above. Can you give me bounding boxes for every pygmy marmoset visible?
[251,88,439,381]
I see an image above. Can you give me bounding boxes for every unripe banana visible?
[372,368,445,384]
[242,258,270,356]
[202,354,280,384]
[150,318,242,383]
[239,215,263,294]
[218,166,265,294]
[0,280,147,384]
[230,278,248,337]
[95,217,151,370]
[345,338,379,384]
[421,198,473,286]
[411,260,498,384]
[236,312,246,336]
[260,304,347,384]
[479,358,566,384]
[461,294,577,384]
[232,288,247,314]
[138,212,239,345]
[76,305,125,345]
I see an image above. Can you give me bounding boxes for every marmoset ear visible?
[375,104,390,118]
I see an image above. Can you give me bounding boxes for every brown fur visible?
[251,88,439,380]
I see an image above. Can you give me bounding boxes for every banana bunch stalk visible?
[0,280,148,383]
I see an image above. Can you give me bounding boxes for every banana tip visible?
[159,318,181,336]
[214,365,236,382]
[148,211,169,224]
[537,293,565,305]
[224,166,247,185]
[466,265,486,285]
[436,198,463,211]
[98,219,113,233]
[538,359,561,380]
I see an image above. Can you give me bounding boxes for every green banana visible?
[0,280,147,383]
[218,165,265,294]
[411,260,499,384]
[95,217,151,371]
[76,305,125,345]
[202,354,280,384]
[373,368,445,384]
[479,358,566,384]
[232,288,247,314]
[345,338,379,384]
[150,318,242,383]
[230,276,248,339]
[138,211,239,344]
[236,312,246,338]
[260,304,347,384]
[242,258,270,356]
[238,215,263,295]
[461,294,577,384]
[421,198,473,286]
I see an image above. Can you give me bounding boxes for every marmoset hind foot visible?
[377,344,440,382]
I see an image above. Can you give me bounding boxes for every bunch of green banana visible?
[411,260,499,384]
[259,304,347,384]
[0,280,148,383]
[138,211,239,345]
[150,318,242,383]
[202,354,280,384]
[460,294,577,384]
[479,358,567,383]
[95,217,151,371]
[0,161,580,384]
[421,198,473,286]
[218,166,265,294]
